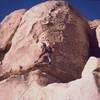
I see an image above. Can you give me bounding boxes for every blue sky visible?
[0,0,100,22]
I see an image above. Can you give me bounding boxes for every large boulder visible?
[0,0,90,84]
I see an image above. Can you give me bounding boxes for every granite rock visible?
[38,57,100,100]
[0,9,26,51]
[0,0,90,83]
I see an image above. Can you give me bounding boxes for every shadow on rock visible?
[89,28,100,58]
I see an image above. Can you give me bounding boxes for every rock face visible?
[0,9,26,61]
[0,0,92,99]
[0,57,100,100]
[38,57,100,100]
[0,71,44,100]
[0,9,26,51]
[0,0,90,84]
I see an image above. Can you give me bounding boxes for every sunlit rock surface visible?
[38,57,100,100]
[0,0,90,83]
[0,57,100,100]
[0,0,96,100]
[0,9,26,51]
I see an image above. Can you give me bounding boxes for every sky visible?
[0,0,100,22]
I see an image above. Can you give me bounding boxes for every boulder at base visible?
[0,57,100,100]
[37,57,100,100]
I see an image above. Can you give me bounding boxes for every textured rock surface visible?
[0,9,26,51]
[0,57,100,100]
[38,57,100,100]
[0,71,44,100]
[0,0,93,99]
[0,0,90,83]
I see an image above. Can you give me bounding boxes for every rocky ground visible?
[0,0,100,100]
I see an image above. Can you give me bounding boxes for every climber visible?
[35,42,53,64]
